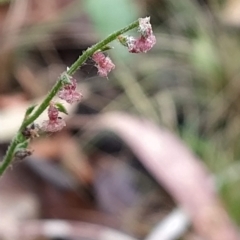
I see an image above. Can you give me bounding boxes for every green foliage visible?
[25,105,37,118]
[55,103,68,115]
[15,140,29,151]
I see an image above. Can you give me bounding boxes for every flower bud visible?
[92,52,115,77]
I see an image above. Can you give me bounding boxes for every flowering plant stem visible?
[0,20,139,176]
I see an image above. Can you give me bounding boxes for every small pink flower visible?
[118,17,156,53]
[58,78,82,104]
[138,17,153,37]
[127,34,156,53]
[92,52,115,77]
[41,103,66,132]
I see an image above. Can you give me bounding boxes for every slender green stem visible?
[0,137,19,175]
[0,19,139,176]
[0,81,64,176]
[67,20,139,75]
[21,80,63,130]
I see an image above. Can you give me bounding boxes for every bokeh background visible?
[1,0,240,239]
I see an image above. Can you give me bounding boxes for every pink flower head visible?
[41,103,66,132]
[58,78,82,104]
[138,17,153,38]
[127,34,156,53]
[92,52,115,77]
[118,17,156,53]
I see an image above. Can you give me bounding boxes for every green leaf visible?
[15,140,29,152]
[55,103,68,115]
[60,72,71,84]
[25,104,37,117]
[16,133,26,143]
[99,45,114,52]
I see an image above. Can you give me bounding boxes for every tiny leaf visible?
[25,104,37,117]
[15,140,29,153]
[117,35,128,47]
[100,45,114,52]
[55,103,68,115]
[16,133,26,143]
[60,72,71,84]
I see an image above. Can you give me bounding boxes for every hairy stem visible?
[67,20,138,75]
[0,19,139,176]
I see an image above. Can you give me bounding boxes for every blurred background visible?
[1,0,240,239]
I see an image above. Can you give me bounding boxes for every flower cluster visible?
[41,75,82,132]
[92,52,115,78]
[92,17,156,78]
[58,78,83,104]
[118,17,156,53]
[22,123,40,139]
[42,102,66,132]
[126,34,156,53]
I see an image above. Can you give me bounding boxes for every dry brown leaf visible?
[85,112,239,240]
